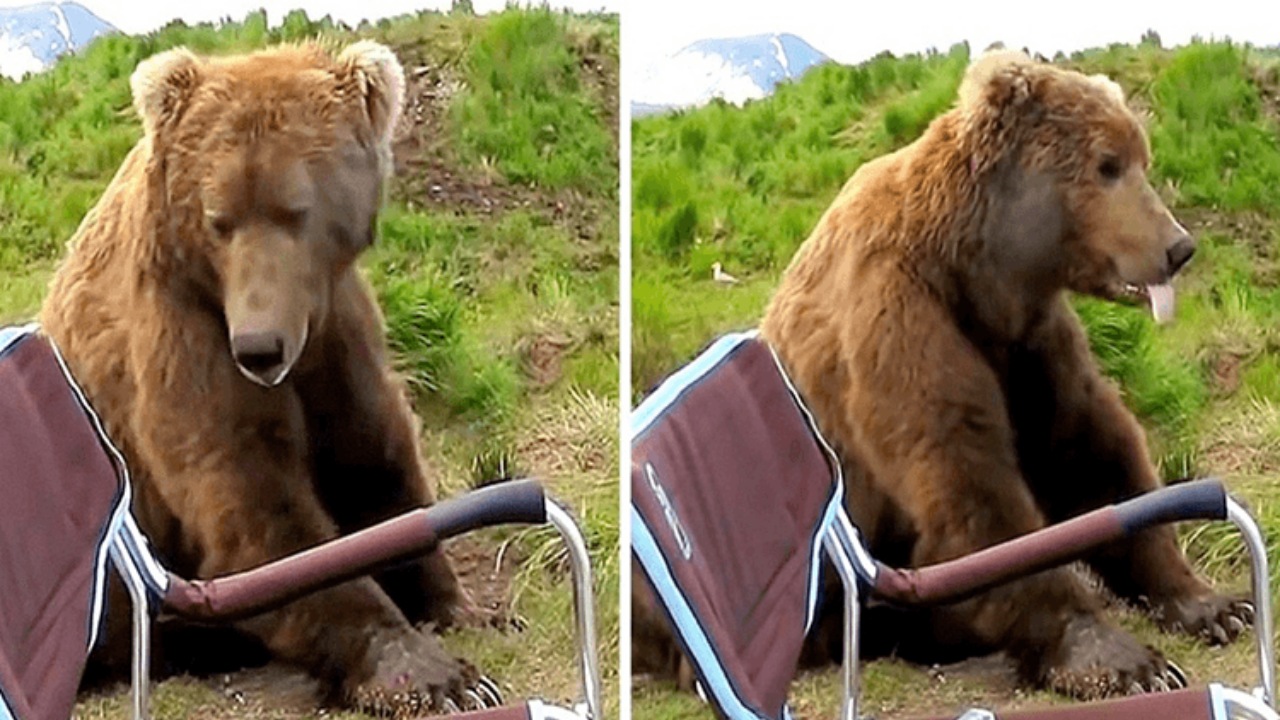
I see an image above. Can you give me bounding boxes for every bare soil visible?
[387,55,608,247]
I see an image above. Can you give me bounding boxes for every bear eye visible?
[275,206,309,229]
[1098,155,1122,181]
[206,212,234,239]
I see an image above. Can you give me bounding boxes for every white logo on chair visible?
[645,462,692,560]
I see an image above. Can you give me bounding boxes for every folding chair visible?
[0,324,601,720]
[631,331,1276,720]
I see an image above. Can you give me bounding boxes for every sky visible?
[0,0,618,35]
[627,0,1280,83]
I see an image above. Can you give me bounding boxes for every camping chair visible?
[631,331,1276,720]
[0,324,601,720]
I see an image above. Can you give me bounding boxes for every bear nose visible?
[231,331,286,384]
[1166,236,1195,275]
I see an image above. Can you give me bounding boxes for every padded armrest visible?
[163,479,546,620]
[906,686,1215,719]
[874,479,1229,605]
[429,478,547,539]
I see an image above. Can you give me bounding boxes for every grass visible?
[632,38,1280,719]
[451,9,618,191]
[0,6,618,719]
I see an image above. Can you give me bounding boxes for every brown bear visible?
[756,50,1251,697]
[39,41,478,713]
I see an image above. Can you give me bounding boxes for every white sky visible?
[627,0,1280,81]
[0,0,618,36]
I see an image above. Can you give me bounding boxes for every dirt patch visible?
[1211,351,1247,395]
[447,532,526,631]
[1177,206,1280,285]
[518,332,577,388]
[1251,63,1280,127]
[517,417,610,478]
[386,53,609,246]
[1201,401,1280,477]
[568,32,619,144]
[211,665,324,717]
[1178,206,1276,252]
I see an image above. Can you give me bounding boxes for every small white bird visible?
[712,262,740,285]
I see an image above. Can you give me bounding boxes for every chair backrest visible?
[0,326,129,720]
[631,332,846,720]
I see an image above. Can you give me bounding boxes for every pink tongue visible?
[1148,283,1175,324]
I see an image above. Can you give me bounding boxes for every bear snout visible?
[231,330,289,387]
[1166,235,1195,276]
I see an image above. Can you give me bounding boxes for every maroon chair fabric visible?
[910,686,1214,720]
[435,703,532,719]
[631,333,844,720]
[0,330,127,720]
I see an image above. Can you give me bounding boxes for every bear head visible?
[960,50,1192,323]
[130,40,404,387]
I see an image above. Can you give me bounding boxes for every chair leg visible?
[546,499,601,720]
[109,540,151,720]
[1227,497,1275,708]
[823,525,863,720]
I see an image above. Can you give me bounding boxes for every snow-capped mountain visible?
[634,33,829,115]
[0,2,115,81]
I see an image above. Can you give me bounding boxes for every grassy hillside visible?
[0,7,618,719]
[632,39,1280,718]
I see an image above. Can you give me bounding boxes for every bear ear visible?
[336,40,405,147]
[958,49,1039,174]
[1087,73,1126,105]
[131,47,202,138]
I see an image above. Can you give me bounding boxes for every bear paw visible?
[1040,615,1186,700]
[1151,592,1254,645]
[347,626,502,716]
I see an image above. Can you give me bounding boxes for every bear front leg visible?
[299,274,462,629]
[892,448,1180,697]
[785,294,1177,697]
[1017,303,1252,645]
[133,366,475,713]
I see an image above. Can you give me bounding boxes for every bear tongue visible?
[1148,283,1176,324]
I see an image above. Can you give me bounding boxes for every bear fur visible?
[756,50,1250,697]
[634,51,1251,700]
[40,41,477,712]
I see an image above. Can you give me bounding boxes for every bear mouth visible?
[1119,282,1176,324]
[233,322,309,388]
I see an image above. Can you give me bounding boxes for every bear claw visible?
[1042,615,1179,700]
[476,675,504,707]
[1154,594,1253,646]
[350,626,502,716]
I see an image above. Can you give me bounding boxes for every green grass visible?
[451,8,618,191]
[632,38,1280,718]
[0,7,618,719]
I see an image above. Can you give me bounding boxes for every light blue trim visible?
[806,485,843,631]
[633,506,773,720]
[631,331,757,440]
[118,513,170,594]
[0,323,37,357]
[88,484,129,648]
[1209,683,1228,720]
[833,509,879,584]
[0,688,14,720]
